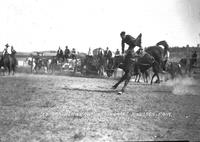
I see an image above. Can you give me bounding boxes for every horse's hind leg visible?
[12,66,15,75]
[151,62,160,84]
[145,71,149,83]
[112,71,128,89]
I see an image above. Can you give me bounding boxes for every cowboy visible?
[11,46,17,56]
[57,46,63,58]
[10,46,18,66]
[71,48,76,59]
[104,47,112,65]
[136,47,145,57]
[192,50,197,66]
[64,46,70,60]
[121,31,142,55]
[88,48,93,57]
[115,49,120,57]
[2,44,9,57]
[120,31,142,70]
[104,47,112,58]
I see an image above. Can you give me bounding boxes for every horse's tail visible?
[156,40,170,62]
[156,40,169,51]
[156,40,169,49]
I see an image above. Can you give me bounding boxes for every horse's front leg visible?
[134,74,138,82]
[112,71,128,89]
[137,73,141,83]
[150,73,156,84]
[155,73,160,83]
[8,67,11,75]
[12,66,15,75]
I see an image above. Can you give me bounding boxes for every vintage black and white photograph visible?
[0,0,200,141]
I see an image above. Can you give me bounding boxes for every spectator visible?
[115,49,120,57]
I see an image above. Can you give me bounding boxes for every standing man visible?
[115,49,120,57]
[104,47,112,64]
[192,50,197,66]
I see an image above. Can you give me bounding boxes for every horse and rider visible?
[56,46,64,62]
[0,44,18,75]
[110,31,170,94]
[64,46,71,61]
[179,50,198,74]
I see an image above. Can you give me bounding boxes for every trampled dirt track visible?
[0,73,200,141]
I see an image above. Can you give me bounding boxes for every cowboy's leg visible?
[112,71,129,89]
[121,72,132,92]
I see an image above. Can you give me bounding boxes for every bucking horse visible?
[108,35,169,94]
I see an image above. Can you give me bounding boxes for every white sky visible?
[0,0,200,52]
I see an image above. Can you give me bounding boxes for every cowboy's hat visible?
[5,43,9,47]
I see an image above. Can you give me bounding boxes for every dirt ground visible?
[0,73,200,142]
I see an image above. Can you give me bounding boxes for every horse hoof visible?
[117,91,123,95]
[155,80,160,83]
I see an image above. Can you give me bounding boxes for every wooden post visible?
[186,45,190,75]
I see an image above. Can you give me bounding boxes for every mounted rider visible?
[71,48,76,59]
[88,48,93,57]
[64,46,70,61]
[2,44,9,57]
[11,46,17,56]
[10,46,18,65]
[115,49,120,57]
[57,46,64,60]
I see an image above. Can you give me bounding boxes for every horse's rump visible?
[145,46,163,64]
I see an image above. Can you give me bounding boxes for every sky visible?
[0,0,200,52]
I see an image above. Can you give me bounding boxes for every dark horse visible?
[110,39,169,94]
[0,54,17,75]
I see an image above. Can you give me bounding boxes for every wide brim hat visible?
[5,43,9,47]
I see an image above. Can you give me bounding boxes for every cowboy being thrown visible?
[120,31,142,70]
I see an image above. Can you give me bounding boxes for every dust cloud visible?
[163,76,200,95]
